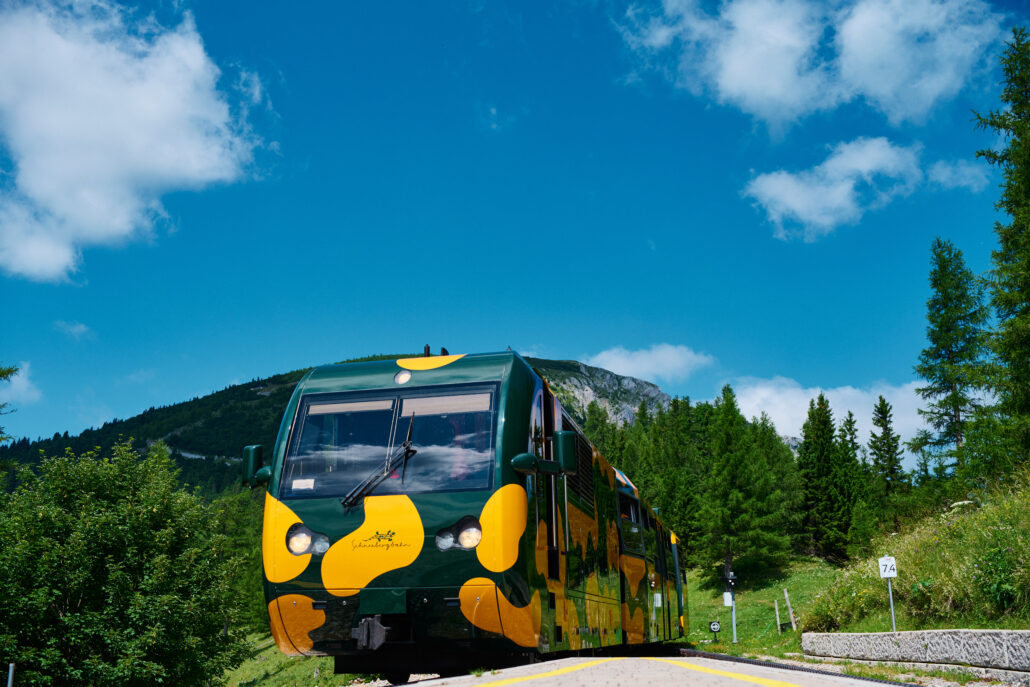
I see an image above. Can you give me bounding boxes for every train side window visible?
[618,494,645,557]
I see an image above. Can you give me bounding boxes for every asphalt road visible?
[407,656,882,687]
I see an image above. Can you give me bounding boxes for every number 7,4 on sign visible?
[879,556,897,578]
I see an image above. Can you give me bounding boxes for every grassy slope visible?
[224,635,365,687]
[683,470,1030,662]
[682,557,837,657]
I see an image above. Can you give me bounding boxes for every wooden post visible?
[774,599,782,634]
[783,588,797,631]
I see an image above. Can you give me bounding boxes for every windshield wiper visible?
[341,413,417,509]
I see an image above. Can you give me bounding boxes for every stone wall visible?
[802,630,1030,672]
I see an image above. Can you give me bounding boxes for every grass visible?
[678,557,838,658]
[838,662,995,685]
[806,468,1030,632]
[222,634,371,687]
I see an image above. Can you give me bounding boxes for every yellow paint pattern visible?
[272,594,325,654]
[396,354,466,370]
[267,598,300,656]
[620,554,646,596]
[498,588,541,647]
[459,578,503,635]
[459,577,541,648]
[622,603,644,644]
[262,492,311,584]
[322,495,423,595]
[477,484,528,572]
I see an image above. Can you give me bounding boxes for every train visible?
[241,351,685,682]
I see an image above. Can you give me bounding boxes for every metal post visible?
[784,588,797,631]
[775,599,782,635]
[7,662,13,687]
[731,588,737,644]
[887,578,897,632]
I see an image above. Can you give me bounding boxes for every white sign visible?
[878,556,897,578]
[723,592,733,607]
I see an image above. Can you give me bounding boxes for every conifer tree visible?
[913,238,987,462]
[825,411,862,560]
[869,396,905,500]
[976,27,1030,464]
[796,394,836,555]
[698,386,793,583]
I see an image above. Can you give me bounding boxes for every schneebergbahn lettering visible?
[242,352,686,677]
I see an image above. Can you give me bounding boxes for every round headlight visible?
[435,531,455,551]
[287,526,313,555]
[312,536,330,554]
[457,526,482,549]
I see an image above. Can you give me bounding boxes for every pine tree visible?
[697,386,791,583]
[846,498,878,559]
[825,411,862,560]
[976,27,1030,465]
[796,394,836,555]
[869,396,905,500]
[913,238,987,463]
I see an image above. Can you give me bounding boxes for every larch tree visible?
[913,238,987,463]
[976,27,1030,465]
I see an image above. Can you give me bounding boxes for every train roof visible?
[295,351,528,395]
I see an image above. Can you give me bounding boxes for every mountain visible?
[524,357,669,425]
[0,353,668,494]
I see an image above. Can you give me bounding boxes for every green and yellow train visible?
[241,351,685,681]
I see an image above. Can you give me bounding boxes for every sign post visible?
[726,571,738,644]
[709,620,721,643]
[878,555,898,632]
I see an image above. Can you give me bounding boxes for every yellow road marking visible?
[468,658,623,687]
[646,657,806,687]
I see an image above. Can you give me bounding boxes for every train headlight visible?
[457,525,482,549]
[435,516,482,551]
[286,523,330,556]
[435,531,455,550]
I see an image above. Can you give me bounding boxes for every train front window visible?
[281,386,496,499]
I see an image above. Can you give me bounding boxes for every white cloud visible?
[734,375,922,447]
[620,0,1001,128]
[836,0,1002,124]
[54,320,93,340]
[0,362,43,406]
[0,1,258,281]
[928,159,990,192]
[744,137,922,240]
[586,343,715,383]
[623,0,837,128]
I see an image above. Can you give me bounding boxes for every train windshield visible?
[280,384,497,500]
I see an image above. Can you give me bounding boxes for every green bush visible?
[0,442,250,685]
[804,468,1030,631]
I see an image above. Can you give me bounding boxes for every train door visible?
[642,510,656,641]
[617,493,647,644]
[540,386,561,581]
[655,525,671,639]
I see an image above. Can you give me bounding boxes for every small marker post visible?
[878,555,898,632]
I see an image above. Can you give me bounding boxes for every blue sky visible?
[1,0,1023,452]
